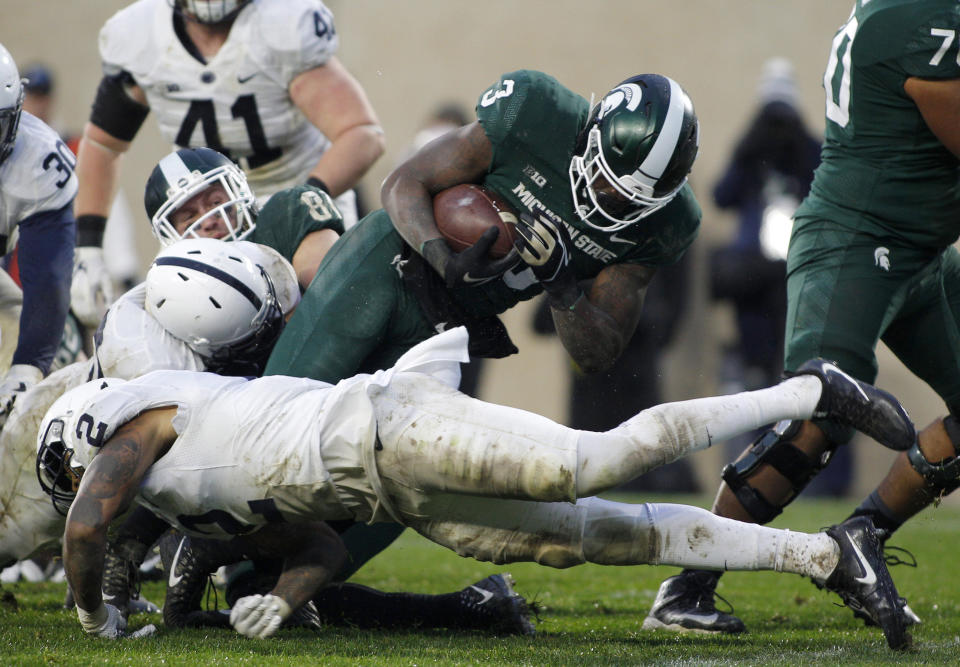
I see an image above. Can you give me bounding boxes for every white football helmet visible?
[172,0,252,24]
[36,378,125,516]
[0,43,25,165]
[145,238,284,373]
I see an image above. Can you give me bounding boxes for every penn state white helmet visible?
[145,238,284,372]
[0,43,25,164]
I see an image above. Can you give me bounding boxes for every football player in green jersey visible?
[647,0,960,635]
[266,69,701,383]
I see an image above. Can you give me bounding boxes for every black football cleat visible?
[459,574,536,636]
[642,570,745,634]
[792,359,915,451]
[102,538,159,618]
[823,516,911,650]
[160,532,231,628]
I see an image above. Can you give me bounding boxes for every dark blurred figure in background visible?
[709,58,848,496]
[533,251,697,493]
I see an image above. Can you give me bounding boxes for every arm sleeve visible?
[13,204,76,374]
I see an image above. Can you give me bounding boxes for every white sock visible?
[581,499,838,581]
[575,376,821,496]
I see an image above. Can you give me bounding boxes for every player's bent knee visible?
[907,415,960,493]
[721,419,836,523]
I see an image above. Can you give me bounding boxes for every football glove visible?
[421,228,520,289]
[230,593,293,639]
[76,602,156,638]
[514,212,582,309]
[0,363,42,428]
[71,246,115,329]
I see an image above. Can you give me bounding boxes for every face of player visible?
[169,183,237,239]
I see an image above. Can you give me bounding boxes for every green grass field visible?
[2,494,958,665]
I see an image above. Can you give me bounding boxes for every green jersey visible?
[248,185,344,262]
[450,70,701,319]
[796,0,960,248]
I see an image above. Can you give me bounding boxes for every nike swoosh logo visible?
[168,537,187,588]
[469,585,495,605]
[845,531,877,586]
[824,365,870,403]
[237,73,258,84]
[462,272,490,284]
[609,233,636,245]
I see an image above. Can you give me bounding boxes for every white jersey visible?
[99,0,339,199]
[0,112,77,253]
[0,241,296,562]
[94,283,207,379]
[66,329,471,538]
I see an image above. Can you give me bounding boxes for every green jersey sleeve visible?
[249,185,345,262]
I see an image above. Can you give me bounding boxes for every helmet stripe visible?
[154,256,262,310]
[634,77,686,183]
[156,152,194,189]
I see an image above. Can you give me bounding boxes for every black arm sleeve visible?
[89,73,150,142]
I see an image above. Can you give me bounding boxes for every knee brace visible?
[906,415,960,493]
[721,420,836,523]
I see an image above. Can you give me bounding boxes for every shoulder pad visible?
[246,0,339,80]
[99,0,169,78]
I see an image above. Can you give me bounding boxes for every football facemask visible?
[569,74,699,232]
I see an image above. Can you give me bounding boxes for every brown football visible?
[432,184,519,258]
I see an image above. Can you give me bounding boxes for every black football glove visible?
[514,211,582,309]
[421,227,520,289]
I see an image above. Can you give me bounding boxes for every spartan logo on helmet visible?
[598,83,643,119]
[0,43,26,166]
[569,74,699,232]
[145,147,259,246]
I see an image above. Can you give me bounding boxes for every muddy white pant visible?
[371,372,838,582]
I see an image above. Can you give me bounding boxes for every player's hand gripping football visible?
[71,246,115,329]
[421,227,519,289]
[513,211,582,309]
[0,363,42,428]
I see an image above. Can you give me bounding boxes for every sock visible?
[850,491,904,537]
[576,376,821,496]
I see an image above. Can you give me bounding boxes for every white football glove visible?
[230,593,292,639]
[0,363,42,428]
[76,602,157,639]
[71,246,115,329]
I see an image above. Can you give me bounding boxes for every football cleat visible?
[823,516,911,650]
[459,573,536,636]
[642,570,745,634]
[102,540,159,618]
[792,359,916,451]
[160,531,230,628]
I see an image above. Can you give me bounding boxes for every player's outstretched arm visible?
[63,407,177,635]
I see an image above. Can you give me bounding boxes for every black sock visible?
[849,491,904,537]
[313,582,475,630]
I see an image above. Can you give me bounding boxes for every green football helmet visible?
[145,147,258,246]
[569,74,699,231]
